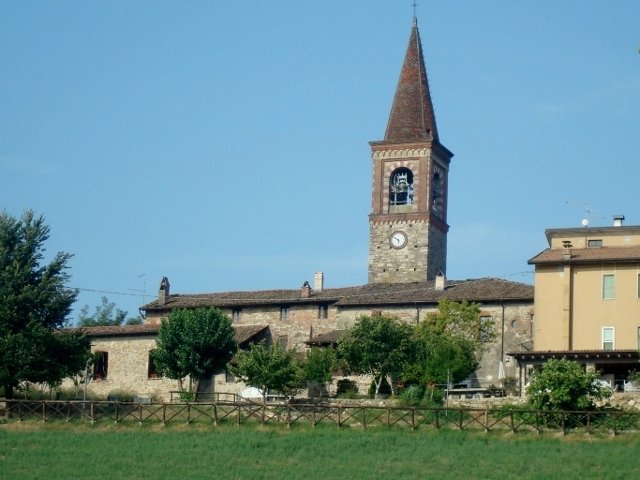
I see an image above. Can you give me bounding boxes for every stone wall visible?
[368,219,432,283]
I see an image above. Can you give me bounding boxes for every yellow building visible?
[510,216,640,391]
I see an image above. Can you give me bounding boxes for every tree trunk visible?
[386,374,395,396]
[374,376,382,397]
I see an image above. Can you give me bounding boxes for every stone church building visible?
[75,18,534,402]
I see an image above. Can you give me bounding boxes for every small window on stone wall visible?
[318,305,328,319]
[278,335,288,350]
[280,306,290,321]
[232,308,242,322]
[93,351,108,380]
[148,350,162,379]
[479,316,492,342]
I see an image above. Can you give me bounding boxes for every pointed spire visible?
[384,19,439,143]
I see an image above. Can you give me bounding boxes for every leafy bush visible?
[501,376,518,396]
[398,385,424,406]
[526,359,612,412]
[335,379,358,398]
[106,389,136,402]
[627,370,640,384]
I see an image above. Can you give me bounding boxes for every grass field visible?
[1,423,640,479]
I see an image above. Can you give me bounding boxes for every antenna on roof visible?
[565,200,605,227]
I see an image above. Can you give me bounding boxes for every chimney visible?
[435,271,445,291]
[562,241,573,260]
[314,272,324,292]
[158,277,170,306]
[301,281,311,298]
[613,215,625,227]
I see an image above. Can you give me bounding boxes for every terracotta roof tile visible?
[71,324,268,345]
[529,246,640,265]
[383,20,438,143]
[141,278,533,312]
[305,330,344,345]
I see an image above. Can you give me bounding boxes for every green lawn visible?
[1,423,639,479]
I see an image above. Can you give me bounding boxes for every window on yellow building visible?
[602,274,615,299]
[602,327,614,351]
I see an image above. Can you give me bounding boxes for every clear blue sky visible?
[2,1,639,322]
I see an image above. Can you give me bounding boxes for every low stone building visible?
[67,275,532,401]
[64,323,268,402]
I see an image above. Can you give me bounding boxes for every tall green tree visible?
[230,341,301,402]
[77,296,141,326]
[337,315,414,397]
[422,299,493,353]
[0,210,87,398]
[404,327,478,387]
[152,307,237,393]
[403,300,485,388]
[301,347,337,397]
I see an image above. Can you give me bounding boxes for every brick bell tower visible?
[368,17,453,284]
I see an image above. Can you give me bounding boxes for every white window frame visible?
[602,274,615,300]
[602,327,615,351]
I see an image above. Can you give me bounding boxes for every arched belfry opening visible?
[389,168,414,210]
[431,170,443,213]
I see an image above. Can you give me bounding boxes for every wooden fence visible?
[2,399,640,434]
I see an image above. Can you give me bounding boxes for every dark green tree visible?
[527,359,612,412]
[230,341,301,402]
[77,296,141,326]
[0,210,87,398]
[152,307,237,393]
[337,315,414,397]
[402,300,484,390]
[403,327,478,387]
[301,347,337,398]
[423,299,493,352]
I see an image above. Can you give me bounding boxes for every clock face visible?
[390,231,408,249]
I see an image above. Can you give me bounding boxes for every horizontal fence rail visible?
[2,399,640,434]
